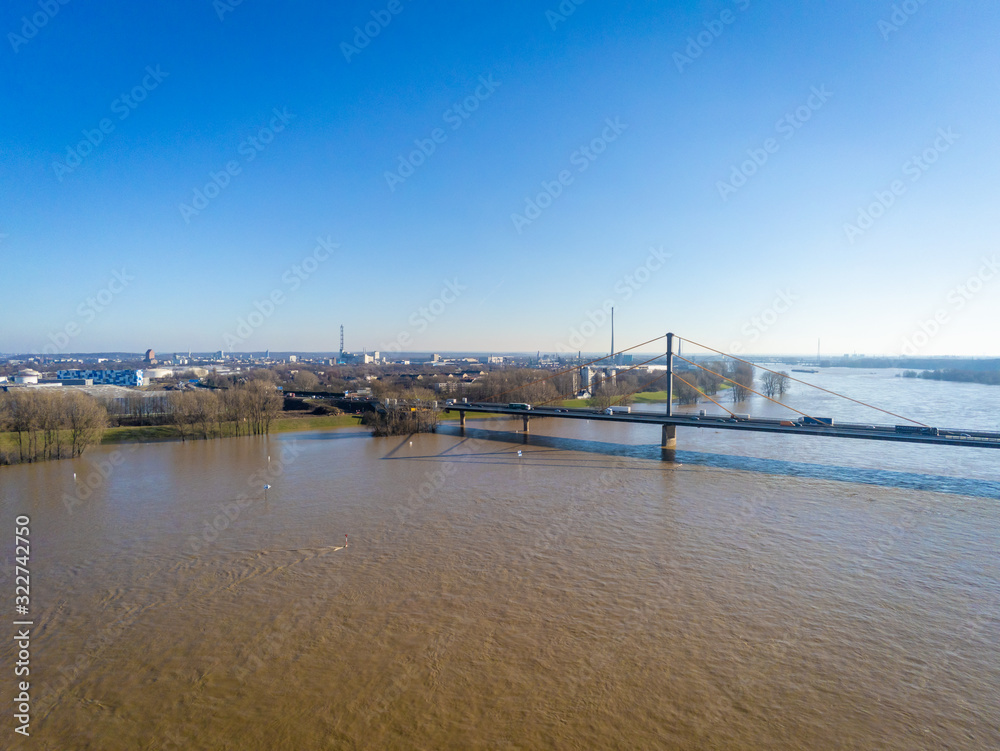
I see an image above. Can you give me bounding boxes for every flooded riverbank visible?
[1,397,998,749]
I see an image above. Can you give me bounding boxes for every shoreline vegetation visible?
[0,363,756,463]
[17,357,998,463]
[0,410,366,464]
[363,409,438,436]
[2,378,288,465]
[901,369,1000,386]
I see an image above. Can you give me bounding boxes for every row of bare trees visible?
[0,390,107,463]
[469,369,562,404]
[168,381,282,440]
[460,360,787,409]
[676,362,790,404]
[0,380,285,464]
[102,392,172,425]
[674,361,757,404]
[760,371,791,398]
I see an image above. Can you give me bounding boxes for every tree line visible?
[0,390,107,463]
[466,361,792,408]
[165,381,283,440]
[0,380,283,465]
[903,369,1000,386]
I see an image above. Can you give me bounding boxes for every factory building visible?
[57,369,144,387]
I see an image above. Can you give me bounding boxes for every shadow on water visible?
[276,430,369,441]
[423,426,1000,500]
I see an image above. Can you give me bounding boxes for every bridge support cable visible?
[679,336,929,427]
[673,354,824,423]
[489,334,666,404]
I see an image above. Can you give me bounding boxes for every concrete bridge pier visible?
[459,411,466,428]
[661,424,676,449]
[523,415,530,433]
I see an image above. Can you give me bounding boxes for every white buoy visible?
[517,450,522,457]
[73,472,76,480]
[263,484,271,490]
[409,441,412,446]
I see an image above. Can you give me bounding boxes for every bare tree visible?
[220,387,248,437]
[37,392,64,460]
[169,391,197,441]
[761,371,791,398]
[726,361,754,403]
[697,362,726,394]
[776,371,790,396]
[672,375,701,405]
[761,371,780,397]
[190,390,220,439]
[6,390,40,462]
[63,392,108,457]
[243,380,282,434]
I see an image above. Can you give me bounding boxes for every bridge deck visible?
[443,404,1000,449]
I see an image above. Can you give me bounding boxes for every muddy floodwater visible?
[2,370,999,749]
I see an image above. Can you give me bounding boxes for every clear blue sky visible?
[2,0,999,357]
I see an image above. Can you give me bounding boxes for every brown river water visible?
[1,369,998,749]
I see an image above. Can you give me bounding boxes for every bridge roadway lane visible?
[443,403,1000,449]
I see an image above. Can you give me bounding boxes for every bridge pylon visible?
[666,332,674,418]
[661,424,676,449]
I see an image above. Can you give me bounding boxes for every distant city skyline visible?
[3,2,999,356]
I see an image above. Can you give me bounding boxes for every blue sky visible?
[2,0,999,357]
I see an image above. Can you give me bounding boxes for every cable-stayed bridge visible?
[443,333,1000,450]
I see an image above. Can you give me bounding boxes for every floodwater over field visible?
[1,369,999,749]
